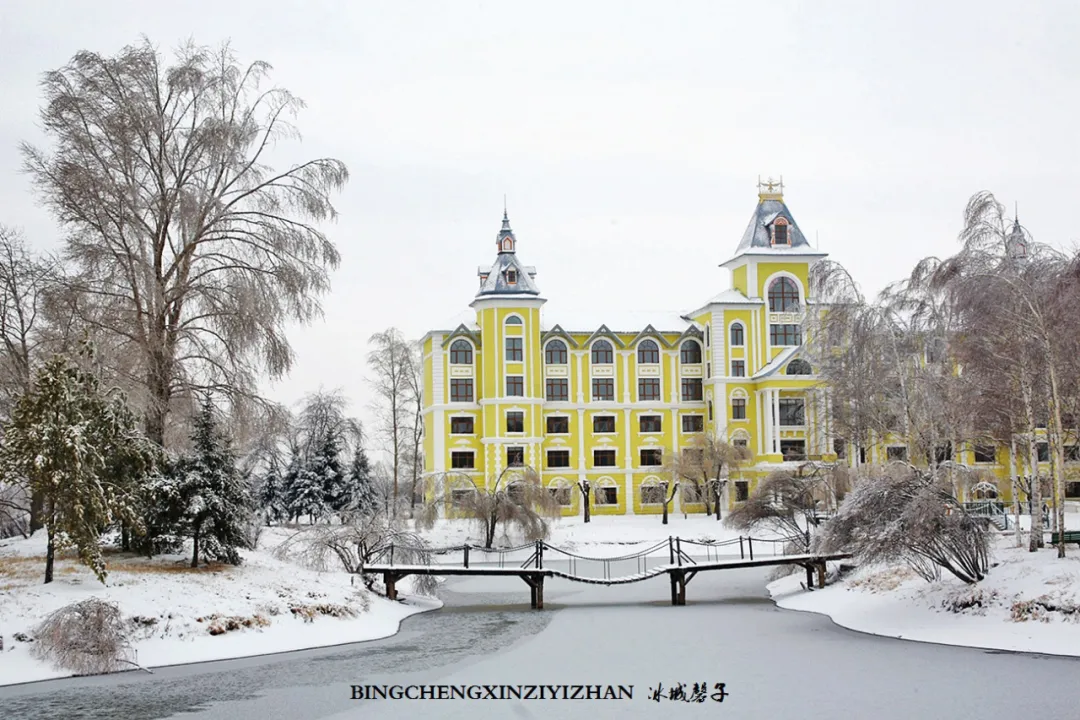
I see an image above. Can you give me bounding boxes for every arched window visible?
[680,340,702,364]
[505,315,523,325]
[450,340,473,364]
[768,277,800,312]
[545,340,568,364]
[591,340,613,364]
[786,359,812,375]
[637,339,659,364]
[772,218,790,246]
[730,323,744,347]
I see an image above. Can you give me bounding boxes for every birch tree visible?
[21,38,348,448]
[367,329,412,515]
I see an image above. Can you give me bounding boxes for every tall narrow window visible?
[506,411,524,433]
[772,218,790,246]
[731,398,747,420]
[730,323,744,347]
[731,360,745,377]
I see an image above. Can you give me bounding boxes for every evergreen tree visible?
[0,348,156,583]
[170,397,251,567]
[258,454,287,526]
[313,428,348,519]
[346,445,377,518]
[283,434,326,523]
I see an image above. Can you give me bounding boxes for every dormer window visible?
[772,218,790,246]
[506,269,517,285]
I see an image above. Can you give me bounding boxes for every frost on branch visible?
[31,599,135,676]
[815,464,990,584]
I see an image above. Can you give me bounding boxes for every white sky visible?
[0,0,1076,442]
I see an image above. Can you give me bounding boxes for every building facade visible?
[420,180,854,516]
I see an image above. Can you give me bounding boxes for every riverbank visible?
[768,533,1080,657]
[0,528,440,687]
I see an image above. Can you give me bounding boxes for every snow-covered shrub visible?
[31,599,135,675]
[273,516,438,596]
[941,587,999,614]
[816,464,990,584]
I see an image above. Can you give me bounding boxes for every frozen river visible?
[1,562,1078,720]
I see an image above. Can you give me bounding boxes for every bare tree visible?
[21,39,348,449]
[367,329,412,515]
[31,599,137,676]
[666,433,749,520]
[724,463,836,550]
[402,342,424,515]
[419,466,560,549]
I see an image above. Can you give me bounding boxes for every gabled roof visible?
[583,324,627,349]
[442,323,481,349]
[541,324,580,349]
[629,324,675,349]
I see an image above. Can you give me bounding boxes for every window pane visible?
[450,379,473,402]
[640,415,662,433]
[681,415,704,432]
[591,340,613,364]
[592,378,615,401]
[505,337,523,361]
[506,376,524,396]
[731,360,745,377]
[450,417,474,434]
[681,378,703,401]
[778,399,805,426]
[545,378,568,401]
[680,341,702,364]
[593,416,616,433]
[547,450,570,468]
[506,412,524,433]
[638,378,661,401]
[730,325,744,346]
[732,398,747,420]
[450,340,473,364]
[546,416,569,434]
[545,340,567,364]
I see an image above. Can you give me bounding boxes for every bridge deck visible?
[364,551,852,606]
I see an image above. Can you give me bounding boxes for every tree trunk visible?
[29,490,44,534]
[580,482,591,523]
[1010,436,1021,548]
[714,479,723,521]
[1021,378,1043,551]
[121,522,130,552]
[191,524,200,568]
[1047,361,1068,558]
[44,523,55,584]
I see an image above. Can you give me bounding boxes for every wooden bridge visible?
[362,536,852,609]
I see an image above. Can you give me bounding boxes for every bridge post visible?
[670,574,677,605]
[748,537,754,561]
[739,537,745,560]
[463,544,470,569]
[669,536,674,565]
[805,564,813,590]
[385,573,397,601]
[676,538,682,566]
[817,562,826,589]
[536,576,544,609]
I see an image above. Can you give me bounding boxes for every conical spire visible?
[497,207,516,253]
[1007,206,1027,260]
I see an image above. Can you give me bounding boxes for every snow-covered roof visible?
[538,307,693,334]
[705,289,761,305]
[721,196,828,268]
[475,212,541,298]
[752,346,801,380]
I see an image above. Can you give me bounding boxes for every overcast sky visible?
[0,1,1075,439]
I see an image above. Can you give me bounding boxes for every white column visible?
[756,390,764,456]
[772,390,781,455]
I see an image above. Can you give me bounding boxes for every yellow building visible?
[420,180,845,516]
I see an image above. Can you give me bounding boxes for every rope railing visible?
[369,534,818,580]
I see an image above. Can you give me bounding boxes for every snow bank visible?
[769,532,1080,657]
[0,527,439,687]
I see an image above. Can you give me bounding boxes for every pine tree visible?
[313,429,348,520]
[346,445,377,518]
[0,348,156,583]
[171,397,251,567]
[258,454,287,526]
[283,434,326,524]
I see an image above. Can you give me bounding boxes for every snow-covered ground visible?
[0,527,439,687]
[769,518,1080,657]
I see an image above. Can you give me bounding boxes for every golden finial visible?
[757,175,784,202]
